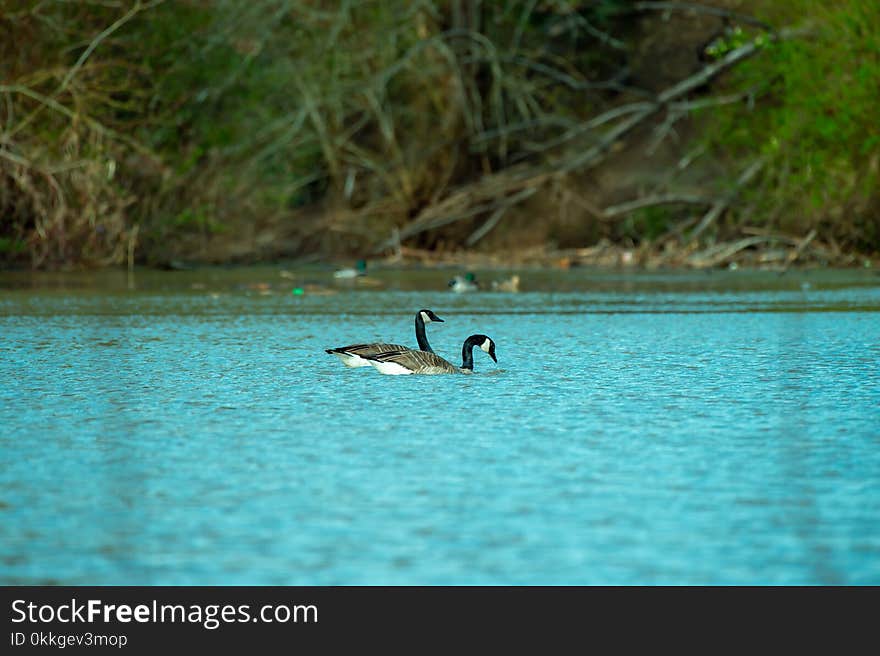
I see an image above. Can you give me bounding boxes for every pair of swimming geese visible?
[326,309,497,375]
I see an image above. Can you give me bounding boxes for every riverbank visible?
[382,238,875,272]
[3,2,877,271]
[2,259,877,301]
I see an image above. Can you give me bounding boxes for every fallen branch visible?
[466,187,537,246]
[648,92,755,153]
[688,157,766,242]
[669,91,755,113]
[561,30,779,172]
[558,106,656,172]
[371,164,553,252]
[602,194,714,218]
[372,24,802,253]
[779,228,818,274]
[526,101,656,155]
[687,235,777,267]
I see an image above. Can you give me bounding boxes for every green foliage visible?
[705,0,880,250]
[623,206,675,243]
[170,209,225,235]
[704,26,750,58]
[0,237,27,255]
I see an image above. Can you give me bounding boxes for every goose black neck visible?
[460,336,481,370]
[415,313,433,353]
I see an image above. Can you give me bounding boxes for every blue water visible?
[1,268,879,584]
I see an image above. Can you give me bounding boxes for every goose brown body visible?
[366,334,497,375]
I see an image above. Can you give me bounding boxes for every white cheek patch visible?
[420,311,431,323]
[481,338,492,353]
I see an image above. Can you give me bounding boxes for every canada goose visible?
[333,259,367,279]
[448,272,479,293]
[365,334,497,375]
[325,309,444,367]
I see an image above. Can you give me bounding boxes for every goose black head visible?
[476,334,497,363]
[419,309,444,323]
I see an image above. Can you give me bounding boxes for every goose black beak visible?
[490,352,497,363]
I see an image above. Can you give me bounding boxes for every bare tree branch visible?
[59,1,165,93]
[0,84,155,156]
[603,194,715,218]
[687,236,778,267]
[372,22,805,253]
[633,1,774,32]
[466,187,537,245]
[688,157,766,242]
[779,228,817,274]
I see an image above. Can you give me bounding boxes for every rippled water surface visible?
[2,267,879,584]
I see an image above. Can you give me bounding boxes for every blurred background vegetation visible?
[1,0,877,269]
